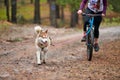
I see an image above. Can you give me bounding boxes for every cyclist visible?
[77,0,107,52]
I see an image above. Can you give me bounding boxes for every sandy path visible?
[0,26,120,80]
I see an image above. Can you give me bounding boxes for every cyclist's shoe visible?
[94,43,99,52]
[81,36,86,42]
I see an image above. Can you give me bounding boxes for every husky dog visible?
[34,26,51,65]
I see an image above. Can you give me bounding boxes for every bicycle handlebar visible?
[82,13,102,17]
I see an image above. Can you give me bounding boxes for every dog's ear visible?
[45,30,48,33]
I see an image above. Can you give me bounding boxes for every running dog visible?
[34,26,51,65]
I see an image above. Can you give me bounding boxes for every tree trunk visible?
[56,4,60,18]
[47,0,50,4]
[5,0,10,21]
[11,0,17,23]
[70,10,78,27]
[75,11,79,25]
[49,0,57,27]
[30,0,33,4]
[61,6,64,22]
[34,0,41,24]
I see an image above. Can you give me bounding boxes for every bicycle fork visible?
[86,26,94,47]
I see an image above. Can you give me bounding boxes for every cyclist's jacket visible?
[79,0,107,14]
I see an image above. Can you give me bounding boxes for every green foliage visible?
[57,0,120,13]
[103,17,120,27]
[107,4,113,11]
[56,0,67,7]
[20,0,25,5]
[57,0,82,12]
[108,0,120,12]
[112,17,120,22]
[104,18,111,23]
[66,0,82,12]
[17,14,26,24]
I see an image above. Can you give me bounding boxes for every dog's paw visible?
[37,63,42,65]
[37,62,42,65]
[43,60,46,64]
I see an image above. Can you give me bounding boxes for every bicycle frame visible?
[85,17,94,36]
[82,13,101,36]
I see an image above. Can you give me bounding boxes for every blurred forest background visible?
[0,0,120,28]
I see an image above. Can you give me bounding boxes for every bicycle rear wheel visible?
[86,29,94,61]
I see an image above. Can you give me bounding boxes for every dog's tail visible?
[34,26,42,34]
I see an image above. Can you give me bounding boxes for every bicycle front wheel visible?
[87,44,93,61]
[86,29,94,61]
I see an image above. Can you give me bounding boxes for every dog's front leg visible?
[43,48,48,64]
[36,48,42,65]
[43,51,46,64]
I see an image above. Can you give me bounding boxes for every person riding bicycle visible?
[77,0,107,52]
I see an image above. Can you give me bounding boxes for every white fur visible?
[34,26,42,34]
[35,26,51,65]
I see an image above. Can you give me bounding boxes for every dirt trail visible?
[0,26,120,80]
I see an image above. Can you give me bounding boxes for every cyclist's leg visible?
[81,22,89,42]
[81,8,92,41]
[93,14,102,51]
[94,15,102,43]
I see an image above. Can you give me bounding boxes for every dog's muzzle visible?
[38,38,48,47]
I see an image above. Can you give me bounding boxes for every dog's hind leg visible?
[36,49,42,65]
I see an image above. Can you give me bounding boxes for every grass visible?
[101,16,120,27]
[0,7,7,20]
[17,4,34,20]
[6,37,23,42]
[101,22,120,27]
[0,24,10,36]
[41,0,47,3]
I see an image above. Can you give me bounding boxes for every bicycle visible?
[82,13,102,61]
